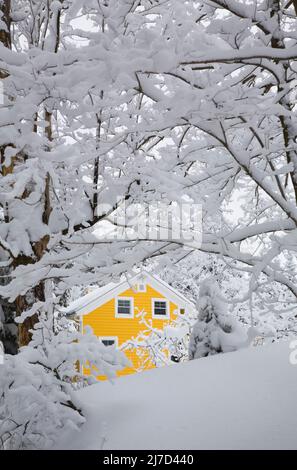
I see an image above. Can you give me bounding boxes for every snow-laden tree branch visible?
[1,0,297,448]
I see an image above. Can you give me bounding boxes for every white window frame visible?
[99,336,119,347]
[115,296,134,318]
[152,298,170,319]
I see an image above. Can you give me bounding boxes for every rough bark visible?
[0,0,11,52]
[270,0,297,204]
[0,1,17,353]
[0,2,56,348]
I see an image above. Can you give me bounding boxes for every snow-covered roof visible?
[65,270,194,316]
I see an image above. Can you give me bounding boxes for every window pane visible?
[117,299,131,315]
[102,339,115,346]
[154,301,167,316]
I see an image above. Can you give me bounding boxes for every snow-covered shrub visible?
[0,315,129,449]
[121,309,194,369]
[189,278,248,360]
[0,354,85,450]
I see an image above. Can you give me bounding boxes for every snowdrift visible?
[60,341,297,450]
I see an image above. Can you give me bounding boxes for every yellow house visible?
[66,271,194,379]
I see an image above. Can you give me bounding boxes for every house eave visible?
[66,270,195,317]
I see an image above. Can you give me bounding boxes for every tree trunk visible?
[0,0,11,51]
[0,1,18,354]
[269,0,297,204]
[0,1,54,348]
[15,9,59,347]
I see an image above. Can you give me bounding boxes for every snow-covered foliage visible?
[189,278,248,360]
[1,0,297,327]
[121,309,193,368]
[158,251,297,343]
[1,0,297,449]
[0,314,129,449]
[0,354,85,450]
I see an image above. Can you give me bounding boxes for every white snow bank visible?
[59,341,297,450]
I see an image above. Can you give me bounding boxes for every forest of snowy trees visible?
[1,0,297,450]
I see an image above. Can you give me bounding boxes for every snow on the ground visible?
[59,341,297,450]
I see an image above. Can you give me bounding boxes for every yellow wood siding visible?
[82,283,179,379]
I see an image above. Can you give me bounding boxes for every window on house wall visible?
[137,283,146,292]
[152,299,168,318]
[116,297,134,317]
[100,337,118,347]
